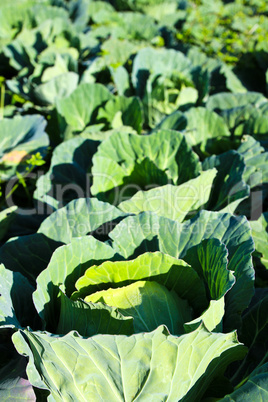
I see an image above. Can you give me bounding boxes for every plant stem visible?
[0,83,5,120]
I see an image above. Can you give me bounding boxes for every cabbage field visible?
[0,0,267,400]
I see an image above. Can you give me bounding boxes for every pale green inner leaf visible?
[85,280,192,334]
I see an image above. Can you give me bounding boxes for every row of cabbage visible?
[0,0,267,400]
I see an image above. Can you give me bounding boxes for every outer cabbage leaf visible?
[229,289,268,386]
[0,198,126,281]
[0,115,36,154]
[34,137,99,210]
[32,72,79,106]
[181,239,235,333]
[217,103,268,138]
[237,135,268,189]
[0,206,17,242]
[184,239,235,300]
[0,331,36,402]
[91,129,201,203]
[184,297,225,333]
[3,35,36,73]
[12,325,246,402]
[36,197,128,244]
[111,65,131,96]
[56,83,113,131]
[206,92,267,112]
[0,233,61,283]
[31,4,70,26]
[233,136,268,219]
[33,236,116,331]
[202,150,249,212]
[0,115,49,181]
[250,213,268,281]
[57,289,134,337]
[0,370,36,401]
[155,110,187,132]
[219,64,247,93]
[118,169,217,221]
[242,112,268,138]
[0,264,40,330]
[184,107,231,155]
[80,124,138,141]
[221,364,268,401]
